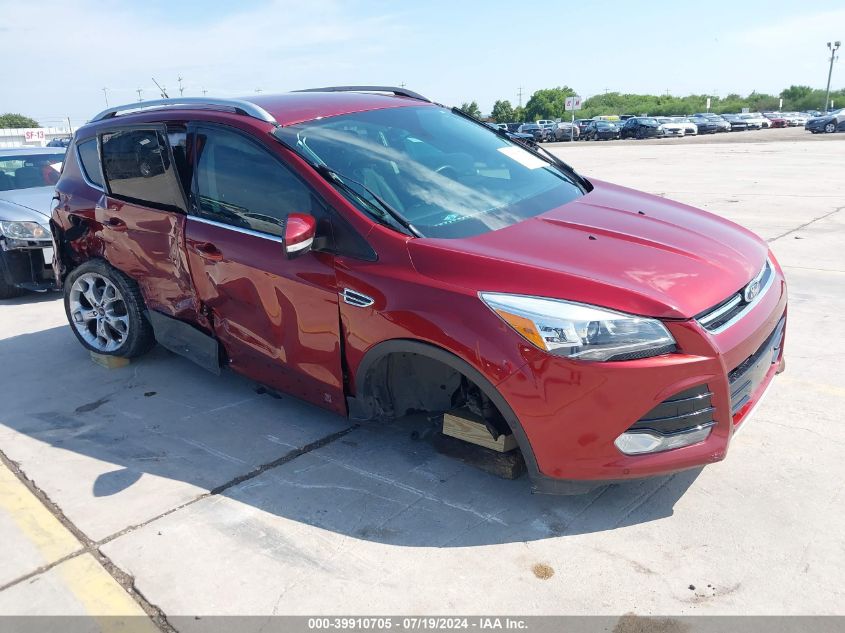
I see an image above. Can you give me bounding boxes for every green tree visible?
[458,101,482,118]
[490,99,515,123]
[0,113,40,128]
[779,85,813,104]
[746,91,779,112]
[524,86,576,121]
[513,106,526,123]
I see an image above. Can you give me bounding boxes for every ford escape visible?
[51,87,787,493]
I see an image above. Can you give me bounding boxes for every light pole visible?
[824,41,840,112]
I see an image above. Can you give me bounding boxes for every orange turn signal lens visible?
[494,309,547,350]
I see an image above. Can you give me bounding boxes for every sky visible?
[1,0,842,127]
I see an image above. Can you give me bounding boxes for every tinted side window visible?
[101,129,185,212]
[77,139,103,188]
[194,126,314,237]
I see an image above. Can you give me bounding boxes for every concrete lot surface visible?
[0,135,843,623]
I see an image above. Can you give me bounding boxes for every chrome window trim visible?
[187,215,284,243]
[75,140,105,192]
[703,259,775,335]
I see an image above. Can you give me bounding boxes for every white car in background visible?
[0,146,66,298]
[656,117,686,137]
[671,117,698,135]
[740,113,768,129]
[782,112,808,126]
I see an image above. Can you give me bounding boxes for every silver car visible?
[0,146,65,298]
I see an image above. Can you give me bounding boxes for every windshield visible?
[275,106,586,239]
[0,151,65,191]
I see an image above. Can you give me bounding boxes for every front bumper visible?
[0,239,56,292]
[496,258,788,492]
[805,119,833,132]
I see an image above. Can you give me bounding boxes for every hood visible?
[0,186,55,222]
[408,180,768,319]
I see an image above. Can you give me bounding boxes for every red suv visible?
[51,87,787,494]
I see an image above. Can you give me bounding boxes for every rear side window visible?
[77,139,103,188]
[193,126,315,237]
[101,129,185,212]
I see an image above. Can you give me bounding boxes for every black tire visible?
[0,274,24,300]
[825,122,836,133]
[63,259,155,358]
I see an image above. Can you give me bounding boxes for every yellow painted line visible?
[56,554,154,622]
[0,460,81,564]
[0,462,157,626]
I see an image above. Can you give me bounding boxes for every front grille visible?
[729,316,785,415]
[628,384,715,435]
[696,260,774,333]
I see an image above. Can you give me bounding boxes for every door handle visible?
[106,216,127,231]
[190,241,223,262]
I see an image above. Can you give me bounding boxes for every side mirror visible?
[283,213,316,259]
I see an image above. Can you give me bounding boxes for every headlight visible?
[480,293,676,362]
[0,221,50,240]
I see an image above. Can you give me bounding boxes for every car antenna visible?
[152,77,169,99]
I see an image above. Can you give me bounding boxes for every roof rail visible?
[90,98,277,124]
[294,86,431,103]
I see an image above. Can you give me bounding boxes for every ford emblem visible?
[744,279,761,303]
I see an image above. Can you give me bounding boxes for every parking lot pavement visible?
[1,136,843,620]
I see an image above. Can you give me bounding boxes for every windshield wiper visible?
[312,164,422,238]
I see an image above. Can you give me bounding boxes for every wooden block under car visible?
[432,432,526,480]
[90,352,130,369]
[442,408,518,452]
[436,408,525,480]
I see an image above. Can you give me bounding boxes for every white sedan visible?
[656,117,686,137]
[671,117,698,135]
[782,112,808,126]
[740,113,768,129]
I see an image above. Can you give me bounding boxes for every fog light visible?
[614,424,714,455]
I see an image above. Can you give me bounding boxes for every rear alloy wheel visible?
[825,122,836,133]
[64,261,155,357]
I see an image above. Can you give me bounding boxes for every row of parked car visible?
[490,109,838,141]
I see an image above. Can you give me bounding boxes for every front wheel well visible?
[347,341,532,455]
